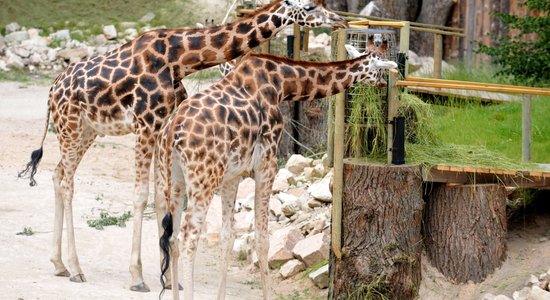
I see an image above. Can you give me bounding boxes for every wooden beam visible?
[433,34,443,79]
[332,28,347,260]
[399,22,411,77]
[398,80,550,96]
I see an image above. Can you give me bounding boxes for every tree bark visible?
[424,184,507,283]
[331,164,423,300]
[409,0,454,56]
[368,0,420,21]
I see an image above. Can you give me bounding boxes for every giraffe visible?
[156,45,398,300]
[17,0,348,292]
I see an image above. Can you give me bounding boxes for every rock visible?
[5,22,21,34]
[482,293,496,300]
[527,274,540,287]
[313,33,331,46]
[268,226,303,269]
[410,56,455,77]
[45,48,57,62]
[140,12,156,23]
[279,193,301,217]
[0,35,5,53]
[103,25,118,40]
[285,154,313,174]
[359,1,379,16]
[308,264,329,288]
[494,295,512,300]
[232,233,253,259]
[124,28,138,39]
[57,47,89,60]
[94,34,108,46]
[236,177,255,202]
[27,28,41,40]
[119,22,138,30]
[4,31,29,45]
[292,232,328,267]
[313,163,326,177]
[96,46,109,55]
[408,50,422,72]
[513,287,530,300]
[234,210,254,235]
[269,196,283,217]
[29,53,43,65]
[307,177,332,202]
[12,46,30,58]
[279,259,305,279]
[529,286,550,300]
[303,167,314,179]
[50,29,71,41]
[307,197,324,209]
[5,50,25,69]
[238,193,255,211]
[0,60,8,71]
[272,168,294,192]
[205,195,222,246]
[21,36,48,48]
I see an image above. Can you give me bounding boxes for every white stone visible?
[292,232,328,267]
[96,46,109,56]
[237,177,255,203]
[238,193,255,211]
[272,168,294,192]
[12,46,30,58]
[493,295,512,300]
[303,167,314,179]
[285,154,313,174]
[94,34,108,46]
[307,177,332,202]
[313,33,331,46]
[5,22,21,34]
[269,196,282,217]
[4,31,29,44]
[0,60,9,71]
[313,163,326,178]
[57,47,89,60]
[29,53,43,65]
[279,259,305,279]
[103,25,118,40]
[359,2,379,16]
[119,21,138,30]
[513,287,530,300]
[5,50,25,69]
[50,29,70,41]
[124,28,138,39]
[268,226,303,269]
[307,197,324,209]
[527,274,541,287]
[482,293,496,300]
[0,35,5,52]
[234,210,254,234]
[308,264,329,288]
[205,195,222,246]
[529,286,550,300]
[279,193,301,217]
[140,12,156,23]
[46,48,57,62]
[21,37,48,48]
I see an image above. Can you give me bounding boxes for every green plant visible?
[16,227,34,236]
[477,0,550,84]
[87,210,132,230]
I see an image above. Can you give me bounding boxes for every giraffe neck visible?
[271,55,374,102]
[169,0,291,80]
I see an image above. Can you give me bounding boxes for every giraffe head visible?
[279,0,348,28]
[345,44,398,88]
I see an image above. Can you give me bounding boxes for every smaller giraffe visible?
[156,45,397,300]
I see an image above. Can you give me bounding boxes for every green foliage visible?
[87,210,132,230]
[16,227,34,236]
[477,0,550,84]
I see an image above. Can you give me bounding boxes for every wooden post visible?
[292,24,302,153]
[424,184,507,283]
[332,28,347,260]
[522,94,532,162]
[332,164,423,299]
[293,23,301,60]
[327,98,335,167]
[387,69,399,164]
[465,0,475,70]
[433,34,443,79]
[303,26,310,52]
[399,21,410,77]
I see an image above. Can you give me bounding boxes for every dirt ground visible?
[0,80,549,300]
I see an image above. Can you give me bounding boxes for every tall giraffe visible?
[18,0,347,292]
[157,46,398,300]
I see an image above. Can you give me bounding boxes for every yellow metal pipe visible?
[405,77,550,94]
[398,81,550,96]
[349,20,406,27]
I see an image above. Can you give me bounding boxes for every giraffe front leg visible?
[129,131,154,292]
[217,177,240,300]
[51,162,69,277]
[254,153,278,300]
[62,166,85,282]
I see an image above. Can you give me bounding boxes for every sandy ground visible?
[0,80,549,300]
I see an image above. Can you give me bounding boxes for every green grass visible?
[16,227,34,236]
[0,70,55,84]
[87,210,132,230]
[0,0,202,33]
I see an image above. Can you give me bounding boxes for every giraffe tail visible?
[159,211,173,299]
[18,100,51,187]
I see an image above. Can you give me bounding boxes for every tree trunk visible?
[331,164,423,300]
[424,184,507,283]
[410,0,454,56]
[368,0,420,21]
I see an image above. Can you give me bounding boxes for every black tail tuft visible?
[18,147,44,187]
[159,212,173,299]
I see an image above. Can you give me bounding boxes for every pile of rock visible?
[204,154,334,289]
[0,21,145,73]
[482,270,550,300]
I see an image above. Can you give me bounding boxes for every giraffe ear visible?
[282,0,296,7]
[345,45,362,59]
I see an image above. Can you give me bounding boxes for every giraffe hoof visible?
[69,274,87,283]
[130,282,150,293]
[164,283,183,290]
[54,269,70,277]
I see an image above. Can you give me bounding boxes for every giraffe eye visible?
[304,5,316,12]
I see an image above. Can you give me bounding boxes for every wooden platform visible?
[423,165,550,189]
